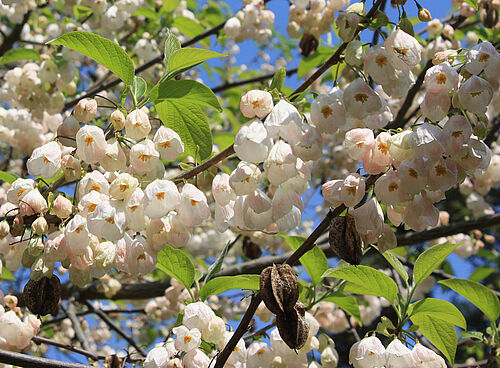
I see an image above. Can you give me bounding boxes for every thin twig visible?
[65,300,92,353]
[32,336,103,361]
[0,349,92,368]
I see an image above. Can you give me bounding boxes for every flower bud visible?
[61,155,82,182]
[418,7,432,22]
[32,216,48,236]
[53,195,73,219]
[73,98,97,123]
[110,109,125,130]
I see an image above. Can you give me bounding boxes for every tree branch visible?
[32,336,103,361]
[0,12,31,58]
[0,349,92,368]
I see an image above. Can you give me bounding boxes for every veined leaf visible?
[282,235,328,285]
[172,17,209,47]
[157,245,195,290]
[155,100,212,160]
[381,249,409,283]
[151,79,222,111]
[164,30,181,72]
[131,76,147,103]
[324,292,362,325]
[0,48,39,65]
[439,279,500,322]
[408,298,466,329]
[270,68,286,92]
[199,275,260,301]
[167,48,225,79]
[411,314,457,364]
[323,265,399,305]
[413,242,458,286]
[48,31,135,85]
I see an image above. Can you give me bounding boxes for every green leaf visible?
[152,79,222,112]
[163,0,181,11]
[48,31,135,85]
[132,7,160,21]
[157,245,195,290]
[381,250,409,283]
[297,46,331,78]
[469,266,495,282]
[410,314,457,364]
[282,235,328,285]
[270,68,286,92]
[439,279,500,322]
[409,298,466,329]
[167,48,225,79]
[199,275,260,301]
[131,76,147,104]
[461,331,484,341]
[204,240,231,284]
[164,29,181,70]
[73,5,92,19]
[213,132,235,150]
[0,267,15,281]
[463,0,478,10]
[172,17,209,47]
[0,48,40,65]
[413,242,458,286]
[323,292,362,325]
[323,265,399,305]
[155,100,212,160]
[0,171,18,184]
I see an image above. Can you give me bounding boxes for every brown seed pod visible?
[276,302,310,350]
[242,236,262,259]
[299,34,319,57]
[23,275,61,316]
[259,264,299,314]
[329,214,363,265]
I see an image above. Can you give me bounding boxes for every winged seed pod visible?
[329,214,363,265]
[23,275,61,316]
[276,301,309,350]
[260,264,299,314]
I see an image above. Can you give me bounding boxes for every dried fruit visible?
[299,34,319,57]
[276,302,309,350]
[260,264,299,314]
[242,236,262,259]
[23,275,61,316]
[329,214,363,265]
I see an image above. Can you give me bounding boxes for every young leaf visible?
[199,275,260,301]
[172,17,209,47]
[0,171,18,184]
[408,298,466,329]
[270,68,286,92]
[162,0,180,12]
[48,31,135,85]
[282,235,328,285]
[469,266,495,282]
[1,267,15,281]
[439,279,500,322]
[0,48,39,65]
[131,76,147,104]
[164,29,181,69]
[155,100,212,160]
[204,240,232,284]
[323,265,399,305]
[151,80,222,112]
[413,242,458,286]
[374,245,409,283]
[323,292,362,325]
[157,245,195,290]
[167,48,225,79]
[410,314,457,364]
[463,0,478,10]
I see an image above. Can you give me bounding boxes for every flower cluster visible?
[224,0,275,44]
[0,296,40,352]
[350,336,446,368]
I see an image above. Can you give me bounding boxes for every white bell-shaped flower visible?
[27,141,61,179]
[144,179,180,219]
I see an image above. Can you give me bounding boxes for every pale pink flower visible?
[101,138,127,172]
[364,45,395,85]
[350,198,384,235]
[398,158,427,195]
[144,179,180,219]
[73,98,97,123]
[53,195,73,219]
[443,115,472,155]
[7,178,35,204]
[110,109,125,130]
[215,201,235,233]
[344,128,374,160]
[310,88,346,134]
[240,90,273,118]
[264,100,302,139]
[411,343,446,367]
[386,339,417,368]
[403,192,439,231]
[229,161,262,195]
[264,140,298,185]
[349,336,386,368]
[75,125,106,164]
[177,183,210,227]
[129,139,160,174]
[64,214,91,254]
[87,200,126,241]
[125,109,151,140]
[421,92,450,122]
[109,173,139,200]
[77,170,109,199]
[424,62,459,93]
[456,76,493,114]
[153,126,184,162]
[173,326,201,352]
[374,169,408,205]
[322,179,343,207]
[455,138,491,176]
[78,191,109,217]
[182,302,215,332]
[27,141,62,179]
[183,349,211,368]
[125,188,147,232]
[212,173,236,205]
[144,346,170,368]
[247,341,273,368]
[343,79,383,120]
[414,122,445,160]
[19,189,47,216]
[125,234,156,275]
[336,12,359,42]
[202,315,226,345]
[426,157,458,191]
[292,123,322,161]
[385,28,422,70]
[340,173,366,207]
[234,118,273,163]
[388,130,417,162]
